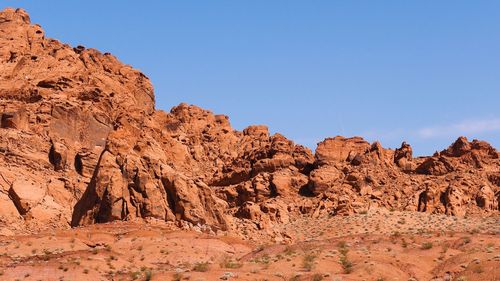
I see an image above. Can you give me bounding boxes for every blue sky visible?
[3,1,499,155]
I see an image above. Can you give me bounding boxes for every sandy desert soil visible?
[1,210,498,281]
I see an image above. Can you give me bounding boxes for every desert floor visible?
[0,210,498,281]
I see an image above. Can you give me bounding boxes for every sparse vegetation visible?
[130,271,141,280]
[252,253,271,267]
[421,242,433,250]
[312,273,324,281]
[302,253,317,271]
[193,262,209,272]
[401,239,408,248]
[469,228,480,234]
[284,246,295,256]
[486,242,494,253]
[172,272,183,281]
[0,206,498,280]
[338,241,353,274]
[219,256,242,269]
[0,11,499,280]
[440,243,449,254]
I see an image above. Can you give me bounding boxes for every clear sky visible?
[3,1,499,155]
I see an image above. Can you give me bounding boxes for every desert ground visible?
[1,210,498,281]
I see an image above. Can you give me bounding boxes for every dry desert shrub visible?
[193,262,210,272]
[219,256,242,269]
[421,242,433,250]
[338,241,353,274]
[302,253,317,271]
[312,273,324,281]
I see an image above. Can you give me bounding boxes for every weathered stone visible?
[315,136,370,165]
[8,180,45,215]
[0,8,498,235]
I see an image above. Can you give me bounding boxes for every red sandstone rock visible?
[0,8,498,235]
[315,136,371,165]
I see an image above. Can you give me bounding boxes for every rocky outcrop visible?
[0,8,498,235]
[315,136,371,165]
[8,180,45,215]
[306,136,499,217]
[394,141,414,171]
[0,7,153,231]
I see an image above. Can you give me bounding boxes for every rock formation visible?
[0,8,498,235]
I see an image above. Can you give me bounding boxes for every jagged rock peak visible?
[0,7,31,24]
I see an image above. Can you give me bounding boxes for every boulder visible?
[271,170,308,197]
[394,141,414,171]
[315,136,370,165]
[0,193,22,221]
[8,180,45,215]
[476,185,495,210]
[443,185,467,217]
[415,157,455,176]
[308,166,343,195]
[0,108,28,129]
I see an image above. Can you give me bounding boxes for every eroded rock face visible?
[315,136,371,165]
[9,180,45,215]
[0,8,498,235]
[394,142,414,171]
[309,166,343,195]
[0,7,152,231]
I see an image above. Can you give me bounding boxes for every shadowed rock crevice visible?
[70,149,107,227]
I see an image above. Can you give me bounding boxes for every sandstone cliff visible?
[0,8,498,236]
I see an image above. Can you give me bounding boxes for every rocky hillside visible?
[0,8,498,236]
